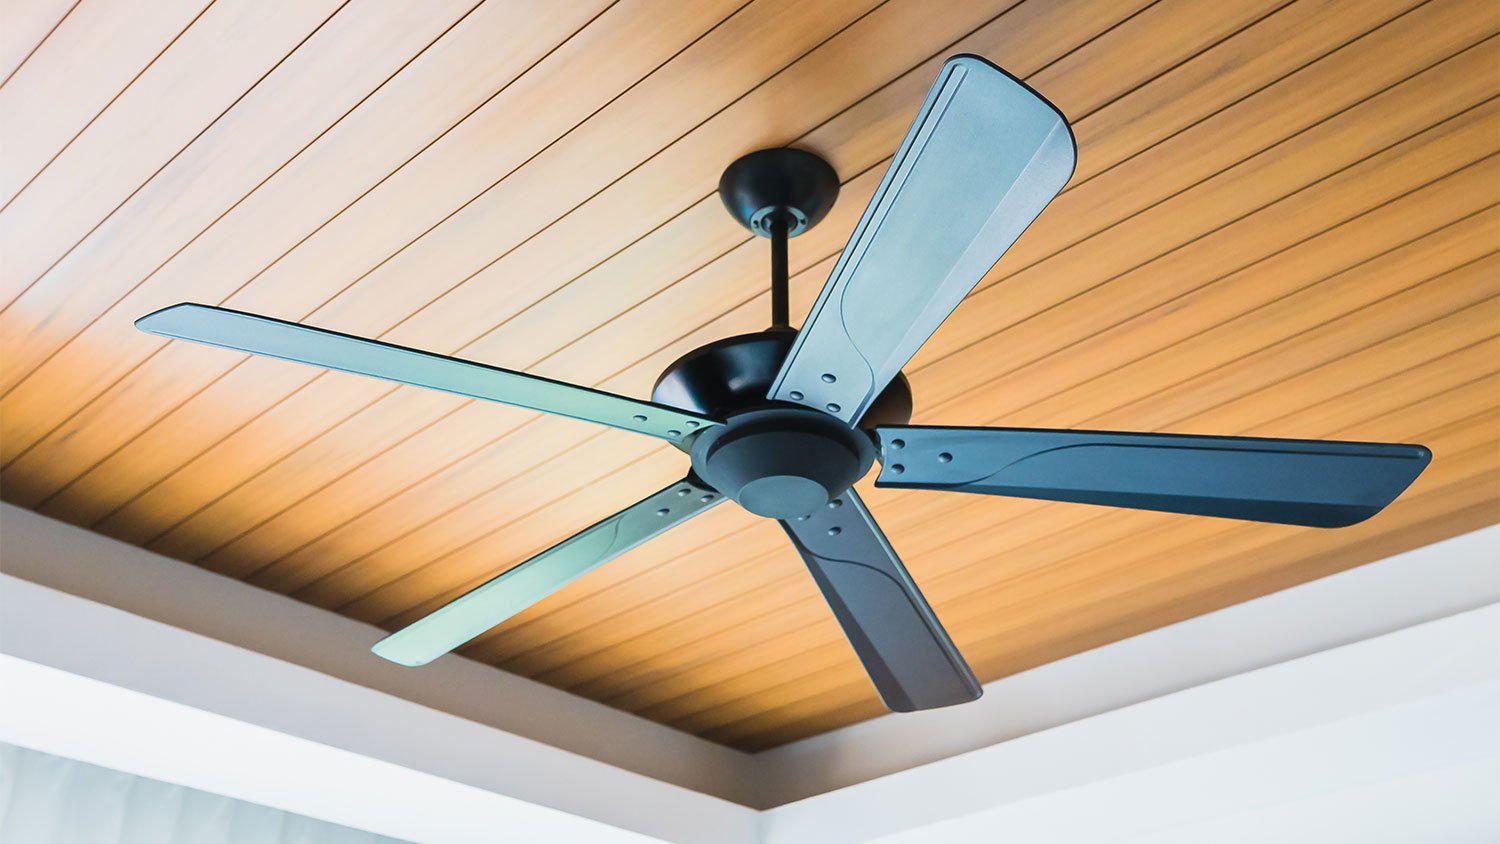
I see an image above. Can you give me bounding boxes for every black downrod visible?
[768,212,789,329]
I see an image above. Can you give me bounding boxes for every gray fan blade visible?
[873,426,1432,528]
[781,489,980,711]
[373,477,722,666]
[137,304,719,445]
[769,55,1075,424]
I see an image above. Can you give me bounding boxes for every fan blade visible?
[768,56,1075,424]
[137,304,719,445]
[781,489,980,711]
[872,426,1432,528]
[373,477,722,666]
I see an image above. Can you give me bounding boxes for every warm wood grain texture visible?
[2,0,1496,750]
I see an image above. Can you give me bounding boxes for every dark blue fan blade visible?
[781,490,980,711]
[872,426,1431,528]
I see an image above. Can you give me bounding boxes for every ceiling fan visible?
[137,56,1430,713]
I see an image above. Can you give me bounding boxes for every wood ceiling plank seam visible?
[976,258,1499,441]
[1040,0,1447,188]
[43,0,888,545]
[331,447,691,621]
[0,0,480,497]
[149,205,850,568]
[216,259,804,593]
[335,265,851,625]
[0,0,213,210]
[0,0,544,484]
[322,0,1446,527]
[906,70,1500,379]
[330,249,883,624]
[1040,0,1302,126]
[354,115,1500,638]
[537,221,1500,689]
[569,449,1500,724]
[920,0,1495,338]
[684,426,1500,742]
[114,79,924,578]
[0,1,1482,746]
[187,0,1374,587]
[896,442,1500,691]
[265,0,758,332]
[405,163,1494,641]
[606,384,1500,721]
[911,157,1500,415]
[219,217,803,583]
[0,0,627,465]
[456,193,1500,659]
[0,0,645,500]
[906,138,1494,410]
[2,0,747,521]
[417,241,1494,671]
[3,0,647,514]
[11,0,1218,566]
[0,0,78,85]
[925,4,1499,377]
[929,176,1500,432]
[745,486,1500,748]
[365,0,899,341]
[0,0,354,320]
[124,384,479,551]
[519,434,1500,707]
[307,439,677,611]
[917,181,1500,423]
[747,492,1500,749]
[41,0,1032,542]
[507,281,1500,686]
[102,0,1146,533]
[925,30,1500,379]
[0,0,756,479]
[377,507,770,646]
[1071,271,1500,434]
[1059,0,1441,197]
[233,424,618,583]
[1214,338,1500,438]
[510,305,1500,686]
[5,6,984,554]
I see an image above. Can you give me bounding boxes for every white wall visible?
[0,743,405,844]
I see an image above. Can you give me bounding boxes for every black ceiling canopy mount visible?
[137,55,1430,713]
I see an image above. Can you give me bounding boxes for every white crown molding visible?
[3,502,1497,842]
[751,521,1500,805]
[0,502,757,801]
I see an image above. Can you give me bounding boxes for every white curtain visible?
[0,743,406,844]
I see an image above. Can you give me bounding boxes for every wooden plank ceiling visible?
[1,0,1497,750]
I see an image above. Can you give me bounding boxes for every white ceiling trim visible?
[2,503,1497,843]
[0,653,689,844]
[760,604,1500,843]
[0,502,756,801]
[0,573,757,844]
[754,522,1500,805]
